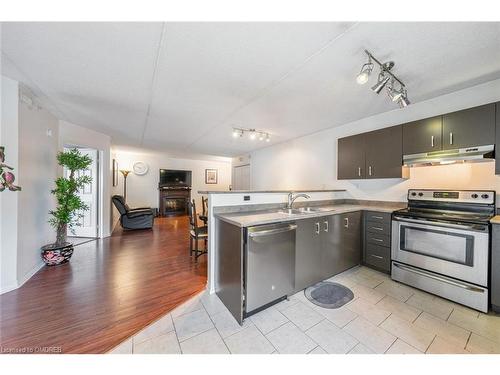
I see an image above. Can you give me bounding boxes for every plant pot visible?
[41,242,74,266]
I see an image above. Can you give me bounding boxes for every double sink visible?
[274,206,336,215]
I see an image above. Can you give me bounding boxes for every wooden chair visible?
[188,199,208,261]
[199,196,208,225]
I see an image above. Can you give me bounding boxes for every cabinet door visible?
[442,103,495,150]
[322,213,361,279]
[337,134,365,179]
[365,125,404,179]
[341,212,362,271]
[295,218,323,292]
[402,116,442,154]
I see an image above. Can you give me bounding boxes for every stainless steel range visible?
[391,189,495,312]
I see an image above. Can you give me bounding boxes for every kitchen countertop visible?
[215,203,403,227]
[491,215,500,224]
[198,189,346,194]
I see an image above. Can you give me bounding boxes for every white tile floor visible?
[108,266,500,354]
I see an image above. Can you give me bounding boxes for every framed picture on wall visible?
[205,169,218,184]
[112,159,119,187]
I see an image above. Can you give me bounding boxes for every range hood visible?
[403,145,495,167]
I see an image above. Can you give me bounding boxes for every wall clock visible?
[133,161,149,176]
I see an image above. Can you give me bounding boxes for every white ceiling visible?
[2,22,500,157]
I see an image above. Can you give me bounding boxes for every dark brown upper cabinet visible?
[338,126,407,180]
[442,103,496,150]
[402,116,443,154]
[338,134,365,179]
[364,126,407,179]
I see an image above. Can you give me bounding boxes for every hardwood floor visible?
[0,216,207,354]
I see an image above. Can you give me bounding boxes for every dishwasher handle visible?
[248,224,297,238]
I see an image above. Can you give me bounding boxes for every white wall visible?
[0,76,20,292]
[17,96,59,284]
[0,76,60,293]
[112,148,232,223]
[250,79,500,203]
[59,120,112,237]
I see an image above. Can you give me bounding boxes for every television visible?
[159,169,192,187]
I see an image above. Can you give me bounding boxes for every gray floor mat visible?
[304,281,354,309]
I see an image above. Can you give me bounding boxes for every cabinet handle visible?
[368,166,372,176]
[344,217,349,228]
[371,215,384,220]
[315,222,320,235]
[323,221,329,232]
[370,254,384,260]
[371,226,384,231]
[449,132,453,145]
[372,238,384,242]
[358,167,361,177]
[431,135,434,147]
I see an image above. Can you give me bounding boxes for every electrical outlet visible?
[244,195,250,201]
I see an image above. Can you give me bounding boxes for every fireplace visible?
[159,186,191,216]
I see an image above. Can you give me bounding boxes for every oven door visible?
[391,216,489,286]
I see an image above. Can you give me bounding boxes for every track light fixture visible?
[357,49,410,108]
[356,57,373,85]
[371,73,391,94]
[232,127,271,142]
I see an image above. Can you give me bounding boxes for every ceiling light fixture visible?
[371,73,391,94]
[356,57,373,85]
[232,127,271,142]
[357,49,409,107]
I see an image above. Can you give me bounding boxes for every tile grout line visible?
[306,345,320,354]
[424,334,437,354]
[248,311,281,353]
[412,310,424,324]
[171,299,214,350]
[377,312,393,327]
[464,331,473,351]
[202,301,232,354]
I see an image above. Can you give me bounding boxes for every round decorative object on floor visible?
[41,243,74,266]
[305,281,354,309]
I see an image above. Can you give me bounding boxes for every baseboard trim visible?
[1,260,45,295]
[18,260,45,288]
[0,282,19,295]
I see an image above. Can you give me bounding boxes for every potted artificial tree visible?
[41,148,92,266]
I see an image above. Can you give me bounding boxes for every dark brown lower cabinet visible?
[363,211,392,273]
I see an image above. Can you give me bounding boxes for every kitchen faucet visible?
[287,192,311,209]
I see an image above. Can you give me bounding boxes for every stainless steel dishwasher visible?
[245,222,296,314]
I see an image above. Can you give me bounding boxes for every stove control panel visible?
[408,189,495,205]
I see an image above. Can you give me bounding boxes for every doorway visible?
[64,146,99,238]
[232,164,250,190]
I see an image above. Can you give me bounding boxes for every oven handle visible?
[392,216,488,232]
[393,262,485,293]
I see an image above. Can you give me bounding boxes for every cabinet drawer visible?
[366,221,391,235]
[366,232,391,247]
[364,211,391,224]
[365,244,391,271]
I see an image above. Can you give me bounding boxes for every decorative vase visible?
[41,242,74,266]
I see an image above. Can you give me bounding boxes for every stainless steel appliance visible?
[392,189,495,312]
[245,222,297,314]
[403,144,494,167]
